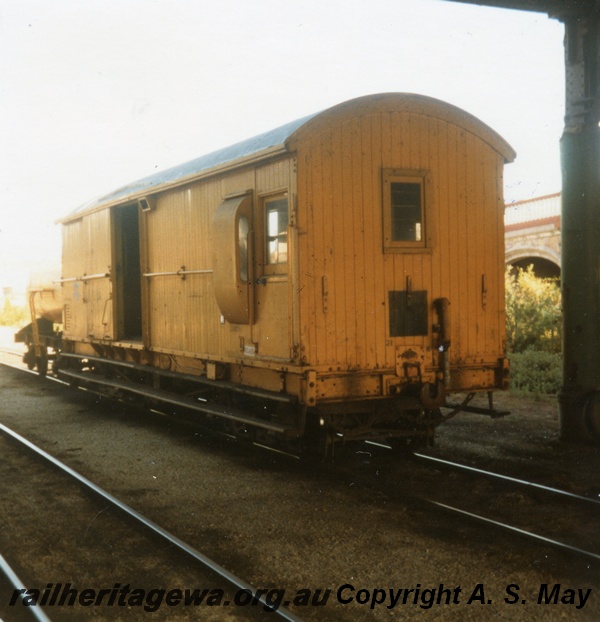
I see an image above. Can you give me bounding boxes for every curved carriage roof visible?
[63,93,515,221]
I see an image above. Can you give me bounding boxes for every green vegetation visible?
[505,266,562,395]
[506,265,561,354]
[0,299,28,327]
[508,349,562,396]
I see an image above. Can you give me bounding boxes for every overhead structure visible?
[446,0,595,15]
[448,0,600,442]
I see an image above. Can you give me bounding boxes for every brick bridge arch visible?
[505,193,561,279]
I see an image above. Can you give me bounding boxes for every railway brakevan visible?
[37,93,515,454]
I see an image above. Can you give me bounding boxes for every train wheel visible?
[23,347,36,370]
[36,354,48,377]
[303,413,335,458]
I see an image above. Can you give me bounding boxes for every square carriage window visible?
[265,195,288,265]
[383,170,427,250]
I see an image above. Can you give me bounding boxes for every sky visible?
[0,0,565,291]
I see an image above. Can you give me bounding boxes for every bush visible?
[505,266,562,394]
[0,299,28,327]
[509,349,562,396]
[505,266,561,354]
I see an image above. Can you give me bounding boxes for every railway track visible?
[4,346,600,569]
[2,350,599,619]
[0,346,26,361]
[405,450,600,564]
[0,418,303,621]
[0,554,51,622]
[0,347,62,383]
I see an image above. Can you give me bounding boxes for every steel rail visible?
[0,423,303,622]
[0,346,25,358]
[0,352,67,386]
[413,451,600,506]
[0,554,53,622]
[428,500,600,562]
[411,452,600,563]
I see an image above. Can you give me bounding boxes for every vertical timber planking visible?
[351,116,367,369]
[361,113,377,367]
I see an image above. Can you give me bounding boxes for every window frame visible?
[382,169,430,252]
[261,191,289,276]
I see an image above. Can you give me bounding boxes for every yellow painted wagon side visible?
[290,94,514,408]
[61,209,113,341]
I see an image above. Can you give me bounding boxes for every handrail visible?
[55,272,111,283]
[55,268,213,282]
[143,267,213,278]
